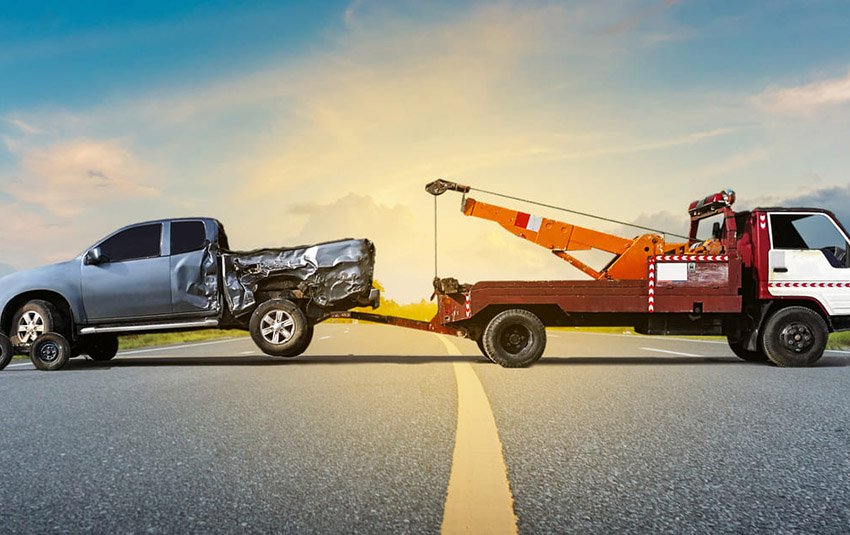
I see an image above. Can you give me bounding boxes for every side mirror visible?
[85,247,105,265]
[711,222,721,239]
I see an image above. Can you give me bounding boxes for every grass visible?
[827,331,850,350]
[117,329,247,350]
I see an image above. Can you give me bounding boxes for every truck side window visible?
[171,221,207,255]
[100,223,162,262]
[771,213,849,267]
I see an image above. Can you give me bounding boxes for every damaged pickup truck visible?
[0,218,378,371]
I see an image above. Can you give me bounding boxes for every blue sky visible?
[3,0,850,300]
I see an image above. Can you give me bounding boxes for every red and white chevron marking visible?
[769,282,850,288]
[465,293,471,318]
[653,255,729,262]
[648,257,656,312]
[759,213,767,231]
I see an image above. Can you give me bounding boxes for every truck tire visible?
[476,337,495,362]
[11,299,65,346]
[85,334,119,361]
[482,309,546,368]
[761,306,828,367]
[0,333,13,371]
[250,299,312,358]
[29,332,70,371]
[727,337,768,362]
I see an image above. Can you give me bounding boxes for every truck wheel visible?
[761,307,828,367]
[482,309,546,368]
[30,332,70,371]
[727,337,768,362]
[0,333,13,371]
[12,300,64,346]
[85,334,119,361]
[476,337,495,363]
[250,299,312,358]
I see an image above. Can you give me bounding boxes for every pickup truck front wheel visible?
[12,300,64,346]
[250,299,313,358]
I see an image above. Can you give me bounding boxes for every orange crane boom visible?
[426,179,687,280]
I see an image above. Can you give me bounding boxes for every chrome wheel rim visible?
[18,311,45,344]
[260,310,295,345]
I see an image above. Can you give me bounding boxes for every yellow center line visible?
[435,334,518,535]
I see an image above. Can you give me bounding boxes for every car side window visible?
[171,221,207,255]
[100,223,162,262]
[771,213,849,268]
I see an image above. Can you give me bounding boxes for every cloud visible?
[756,71,850,115]
[278,193,595,302]
[344,0,364,27]
[695,146,770,178]
[605,0,681,35]
[759,184,850,230]
[2,139,160,217]
[6,118,42,134]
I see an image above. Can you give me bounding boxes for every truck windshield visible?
[771,213,849,267]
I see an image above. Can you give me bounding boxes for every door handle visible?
[773,267,788,273]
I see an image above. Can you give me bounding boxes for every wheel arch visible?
[1,290,76,338]
[762,298,832,332]
[463,304,564,340]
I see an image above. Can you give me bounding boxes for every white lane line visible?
[560,330,726,344]
[436,334,517,535]
[319,336,332,340]
[6,362,33,368]
[640,347,702,357]
[826,349,850,355]
[117,337,247,356]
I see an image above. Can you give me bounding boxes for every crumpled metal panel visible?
[171,243,220,313]
[222,238,375,314]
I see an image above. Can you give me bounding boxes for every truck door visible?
[768,212,850,315]
[82,222,172,321]
[169,220,219,314]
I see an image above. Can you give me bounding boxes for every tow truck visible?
[331,180,850,368]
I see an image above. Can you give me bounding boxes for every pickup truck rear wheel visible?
[250,299,312,358]
[761,306,828,367]
[727,336,768,362]
[482,309,546,368]
[85,334,119,361]
[12,300,64,346]
[0,333,13,371]
[29,332,70,371]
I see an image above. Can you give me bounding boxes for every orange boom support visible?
[426,179,687,280]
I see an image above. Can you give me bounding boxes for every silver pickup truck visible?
[0,218,378,370]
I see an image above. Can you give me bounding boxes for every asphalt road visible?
[2,324,850,534]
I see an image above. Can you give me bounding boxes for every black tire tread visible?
[249,299,312,358]
[0,333,12,371]
[482,309,546,368]
[29,332,70,371]
[727,337,769,362]
[761,306,828,368]
[11,299,69,346]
